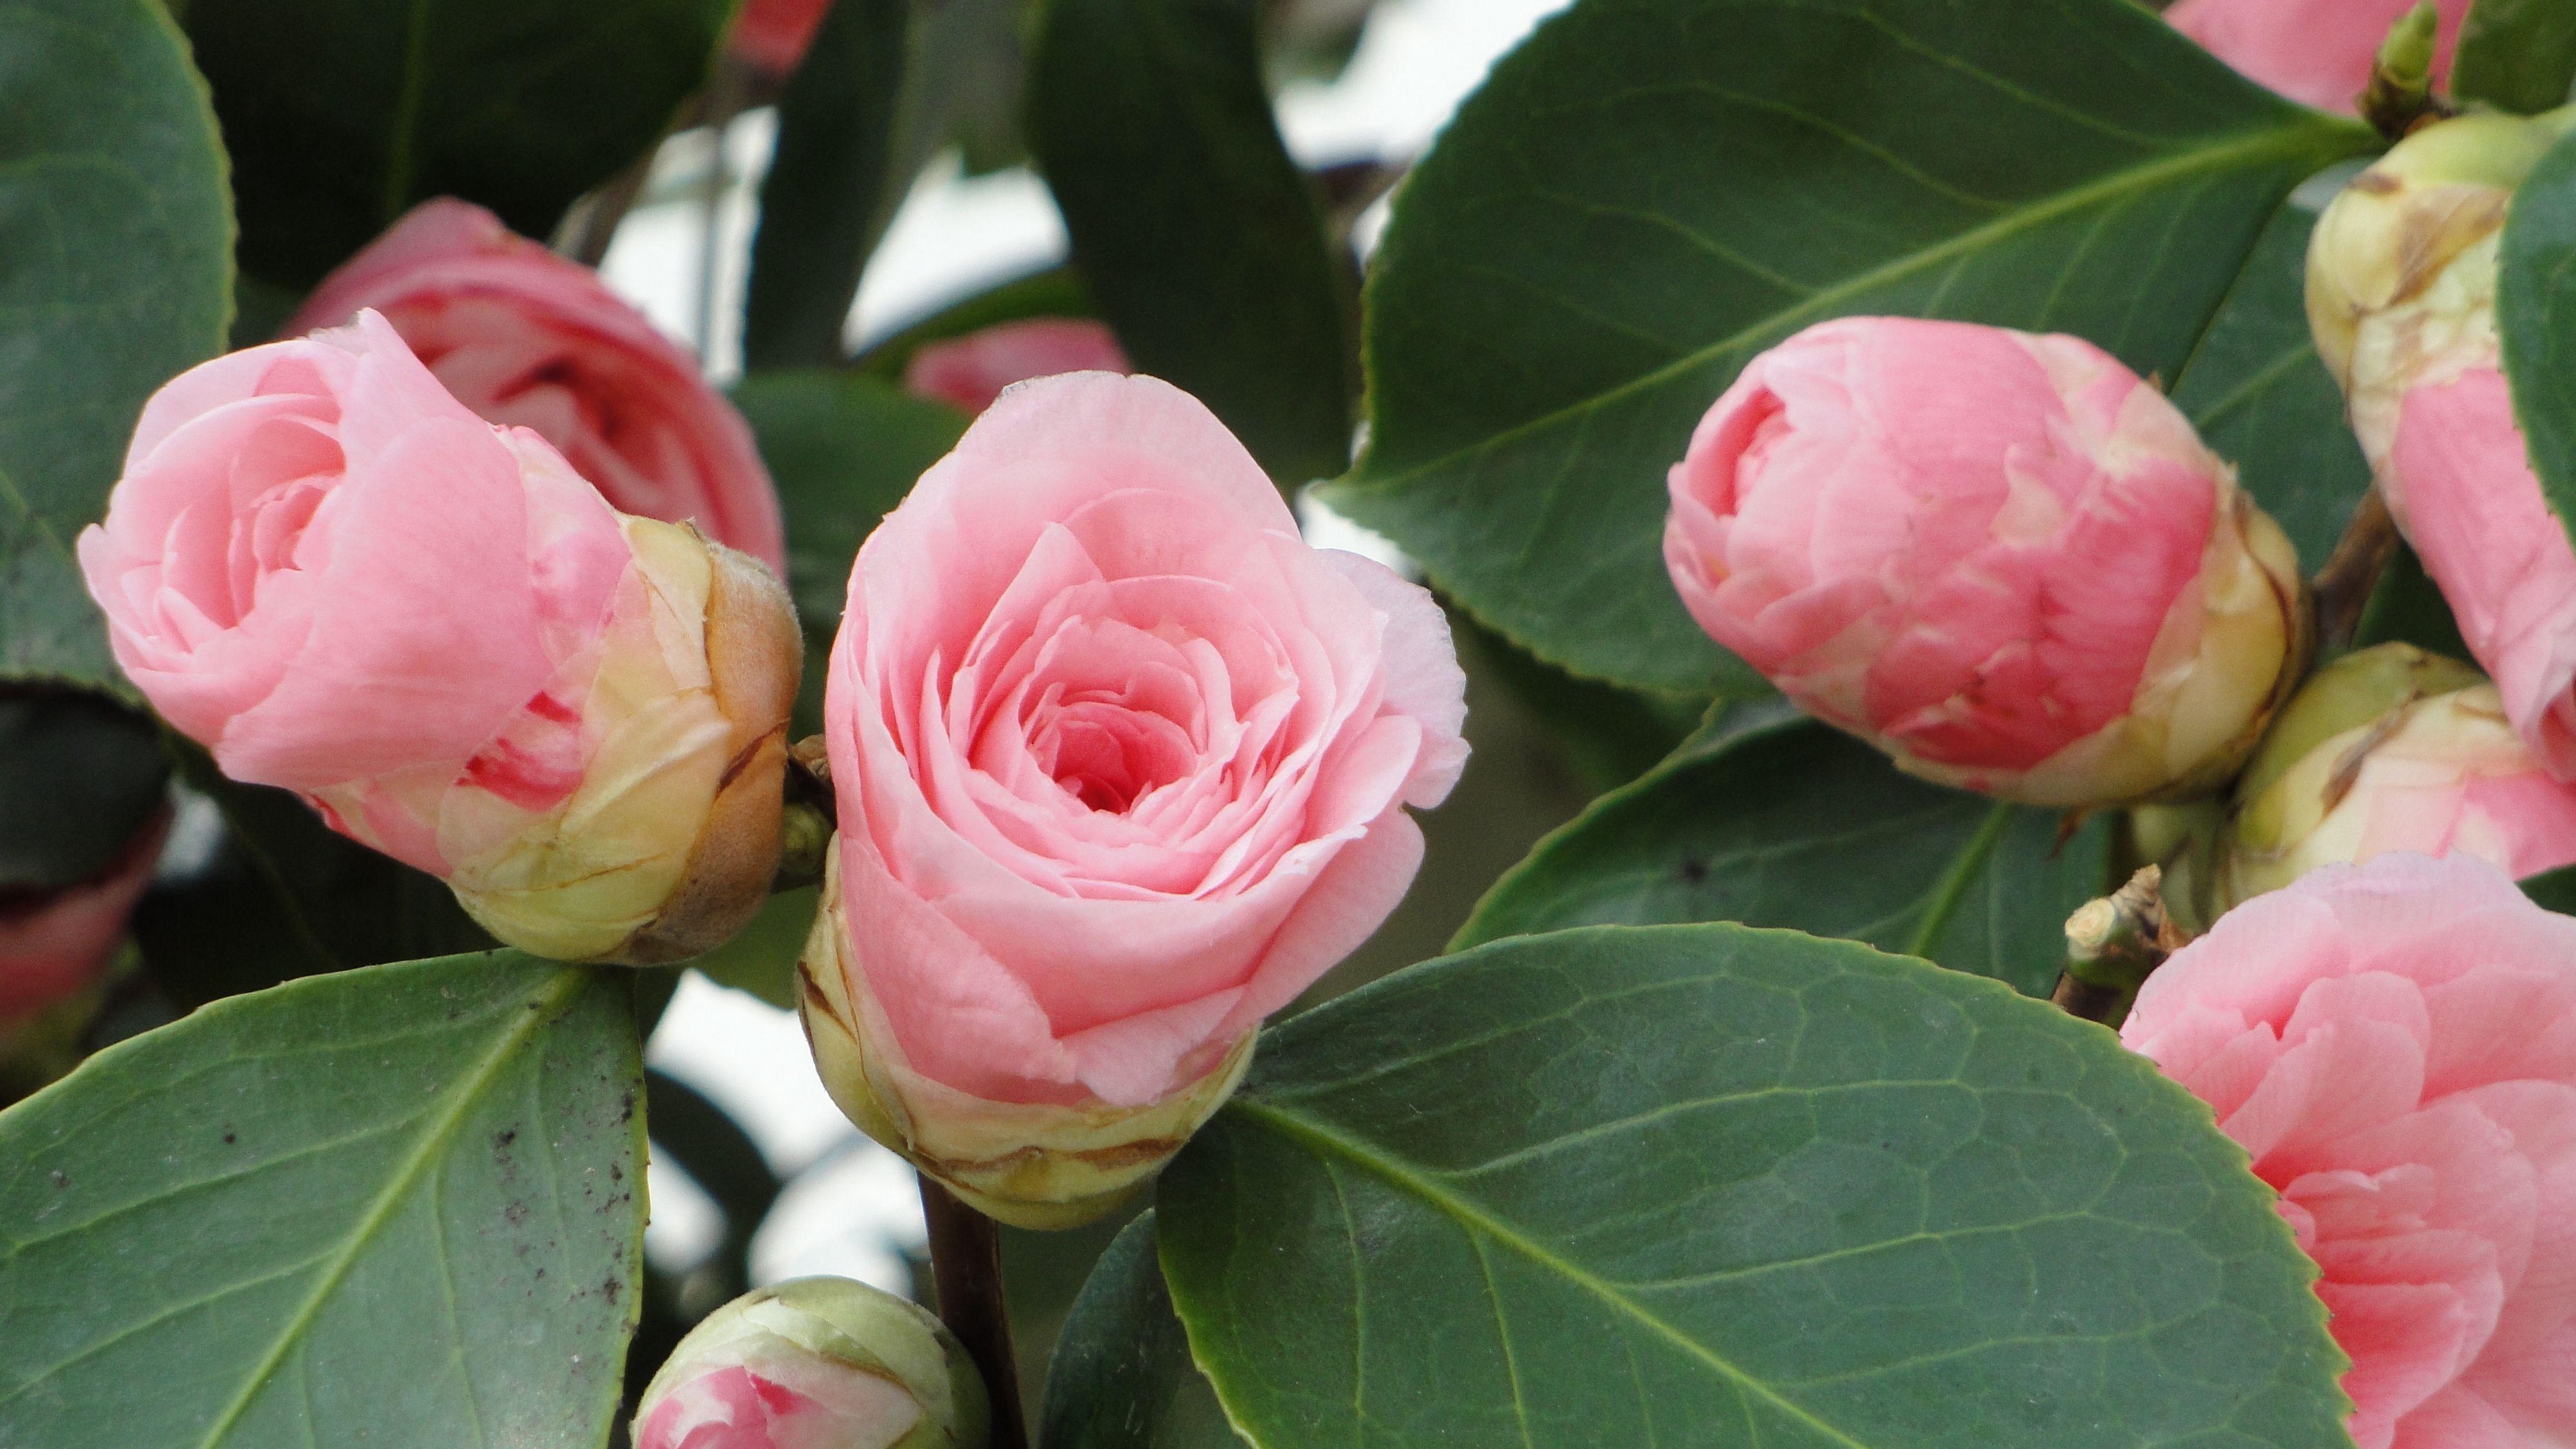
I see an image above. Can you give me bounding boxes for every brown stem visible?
[2312,488,2400,654]
[2051,865,2188,1028]
[919,1175,1030,1449]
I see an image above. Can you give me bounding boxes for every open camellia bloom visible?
[288,199,786,571]
[2165,0,2470,113]
[799,371,1467,1227]
[76,314,799,964]
[1664,316,2305,806]
[2125,853,2576,1449]
[902,319,1132,416]
[634,1278,987,1449]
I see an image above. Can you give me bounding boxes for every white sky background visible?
[608,0,1575,1291]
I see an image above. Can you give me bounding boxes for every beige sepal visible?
[796,841,1256,1230]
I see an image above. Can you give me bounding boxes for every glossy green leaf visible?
[0,953,647,1448]
[184,0,731,287]
[1456,705,2109,998]
[2498,123,2576,552]
[2454,0,2576,116]
[2170,179,2373,570]
[1028,0,1357,486]
[732,370,968,634]
[0,0,231,689]
[1320,0,2376,693]
[1456,613,1709,794]
[1161,924,2351,1449]
[1040,1212,1250,1449]
[0,692,166,892]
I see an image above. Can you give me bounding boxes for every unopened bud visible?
[634,1277,989,1449]
[2215,644,2576,910]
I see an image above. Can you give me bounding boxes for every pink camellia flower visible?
[2308,112,2576,778]
[635,1277,987,1449]
[2166,0,2470,113]
[0,810,167,1021]
[1663,316,2305,806]
[2124,853,2576,1449]
[287,199,786,572]
[727,0,834,76]
[901,319,1132,416]
[797,371,1467,1227]
[77,314,800,965]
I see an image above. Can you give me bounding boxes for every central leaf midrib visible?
[191,967,588,1448]
[1229,1097,1880,1449]
[1341,120,2367,494]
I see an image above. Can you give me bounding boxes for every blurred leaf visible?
[733,370,969,634]
[2170,180,2374,570]
[1456,705,2111,999]
[0,953,646,1448]
[689,885,816,1011]
[642,1069,780,1330]
[2352,540,2473,661]
[1040,1212,1248,1449]
[0,692,166,892]
[0,0,232,690]
[1320,0,2377,694]
[2454,0,2576,115]
[2498,124,2576,554]
[1159,924,2351,1449]
[184,0,731,287]
[1456,612,1709,793]
[852,266,1099,380]
[1028,0,1357,486]
[2523,863,2576,912]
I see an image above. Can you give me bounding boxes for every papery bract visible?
[902,319,1132,416]
[799,371,1466,1226]
[76,314,799,964]
[1662,316,2305,806]
[2125,853,2576,1449]
[635,1277,987,1449]
[2166,0,2470,113]
[288,199,786,570]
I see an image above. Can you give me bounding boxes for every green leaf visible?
[2454,0,2576,116]
[183,0,731,288]
[0,953,647,1448]
[1456,612,1713,794]
[1320,0,2377,694]
[1028,0,1357,486]
[688,885,817,1010]
[0,692,167,892]
[1041,1212,1249,1449]
[2498,123,2576,554]
[852,265,1098,380]
[2352,540,2472,661]
[732,370,969,634]
[0,0,232,690]
[1160,924,2351,1449]
[1456,705,2110,998]
[2169,180,2374,570]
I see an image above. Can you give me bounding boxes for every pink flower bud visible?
[77,315,800,965]
[900,319,1132,417]
[2216,644,2576,910]
[800,372,1467,1226]
[0,808,166,1021]
[2164,0,2470,113]
[2308,113,2576,778]
[2123,853,2576,1449]
[288,200,786,572]
[635,1278,987,1449]
[727,0,835,76]
[1663,317,2306,806]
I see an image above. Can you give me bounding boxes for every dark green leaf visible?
[184,0,731,287]
[733,370,968,633]
[1320,0,2377,693]
[0,692,166,892]
[1456,706,2109,998]
[1028,0,1357,485]
[2454,0,2576,116]
[1161,924,2350,1449]
[1040,1212,1248,1449]
[688,885,817,1011]
[1456,612,1712,793]
[643,1070,780,1316]
[0,0,231,689]
[2523,863,2576,912]
[2498,123,2576,553]
[2352,541,2472,661]
[0,953,647,1448]
[2170,178,2374,570]
[853,266,1098,380]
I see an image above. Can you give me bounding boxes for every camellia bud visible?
[77,314,800,965]
[2214,643,2576,912]
[634,1277,989,1449]
[1662,316,2308,806]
